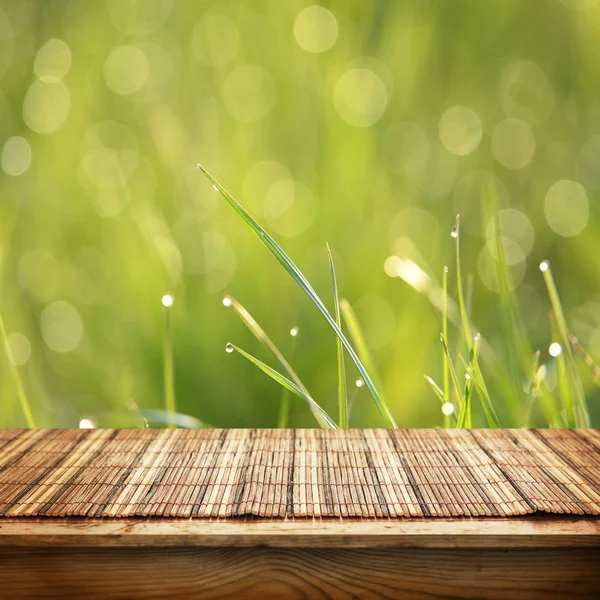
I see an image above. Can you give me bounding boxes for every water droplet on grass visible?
[451,226,458,238]
[355,379,364,388]
[225,343,234,353]
[540,260,549,272]
[441,402,454,416]
[290,327,298,337]
[222,296,232,307]
[161,294,174,307]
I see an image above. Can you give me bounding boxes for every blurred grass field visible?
[1,0,600,429]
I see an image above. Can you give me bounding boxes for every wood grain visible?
[2,428,600,518]
[1,516,600,548]
[1,545,599,599]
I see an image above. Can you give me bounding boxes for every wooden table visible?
[1,516,599,599]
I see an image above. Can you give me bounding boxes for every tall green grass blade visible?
[525,351,541,427]
[327,244,348,428]
[456,373,473,428]
[227,343,337,428]
[0,311,35,428]
[440,334,463,406]
[424,375,444,402]
[277,328,298,428]
[453,216,472,354]
[569,333,600,385]
[540,261,590,427]
[468,334,501,428]
[199,164,397,428]
[441,266,450,427]
[162,296,176,428]
[224,295,328,427]
[339,298,390,410]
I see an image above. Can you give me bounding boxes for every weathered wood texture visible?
[1,516,600,548]
[1,428,600,518]
[1,545,599,599]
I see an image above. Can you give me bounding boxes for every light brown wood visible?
[1,545,599,599]
[1,516,599,548]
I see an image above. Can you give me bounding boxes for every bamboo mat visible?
[0,428,599,518]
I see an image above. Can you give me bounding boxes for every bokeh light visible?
[5,333,31,367]
[499,60,555,125]
[40,301,84,353]
[23,80,70,134]
[222,65,276,123]
[293,6,338,54]
[104,45,149,95]
[34,39,72,83]
[438,106,482,155]
[544,180,589,237]
[1,137,32,176]
[192,15,240,67]
[491,118,536,169]
[334,68,388,127]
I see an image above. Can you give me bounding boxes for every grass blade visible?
[277,327,298,428]
[161,295,176,428]
[339,298,391,410]
[424,374,444,402]
[453,215,472,353]
[525,351,541,427]
[0,311,35,428]
[540,261,590,427]
[468,334,501,428]
[226,343,337,428]
[569,333,600,385]
[224,295,330,427]
[327,244,348,428]
[442,266,450,426]
[440,334,463,406]
[199,164,397,428]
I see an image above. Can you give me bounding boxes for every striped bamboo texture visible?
[0,428,599,518]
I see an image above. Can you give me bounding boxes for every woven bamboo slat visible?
[0,428,599,518]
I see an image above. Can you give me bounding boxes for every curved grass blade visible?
[227,343,337,429]
[541,261,590,427]
[424,375,444,402]
[0,311,35,428]
[327,244,347,428]
[200,164,396,427]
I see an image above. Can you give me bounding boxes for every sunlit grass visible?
[200,167,598,430]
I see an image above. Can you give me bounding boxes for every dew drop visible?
[441,402,454,416]
[290,327,298,337]
[444,266,449,274]
[451,226,458,239]
[222,296,233,307]
[213,185,218,191]
[355,379,364,388]
[465,373,472,381]
[225,342,234,353]
[549,342,562,357]
[539,260,550,272]
[161,294,174,307]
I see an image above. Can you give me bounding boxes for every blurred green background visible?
[1,0,600,429]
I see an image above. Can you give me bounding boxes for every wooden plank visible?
[1,545,599,599]
[1,516,599,548]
